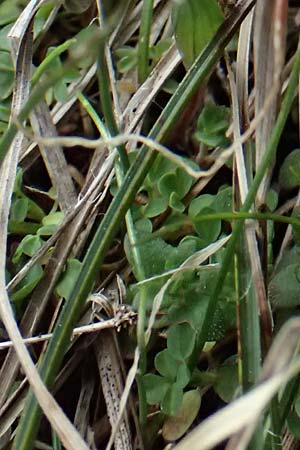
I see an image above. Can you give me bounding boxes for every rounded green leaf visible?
[214,358,239,403]
[167,322,196,360]
[158,169,193,201]
[12,235,43,264]
[193,207,221,246]
[287,411,300,439]
[42,211,64,227]
[11,264,43,305]
[269,264,300,308]
[162,389,201,440]
[169,192,185,212]
[143,373,170,405]
[142,197,168,218]
[55,259,82,300]
[176,361,191,389]
[0,51,14,100]
[161,383,183,416]
[10,197,29,222]
[155,349,178,380]
[188,194,214,219]
[279,149,300,190]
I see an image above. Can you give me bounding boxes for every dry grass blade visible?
[253,0,288,207]
[228,40,272,349]
[174,318,300,450]
[123,42,181,133]
[29,101,77,211]
[74,363,95,441]
[95,330,132,450]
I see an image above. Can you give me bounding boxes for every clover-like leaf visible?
[12,235,43,264]
[10,197,29,223]
[195,104,231,148]
[155,349,178,380]
[167,322,196,361]
[213,357,239,403]
[193,207,221,246]
[11,264,43,306]
[269,264,300,308]
[142,197,168,218]
[279,149,300,190]
[143,373,170,405]
[162,389,201,441]
[176,361,191,389]
[55,258,82,300]
[161,383,183,416]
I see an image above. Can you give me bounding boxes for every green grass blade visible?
[137,0,154,83]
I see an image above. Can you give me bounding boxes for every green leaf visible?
[266,189,278,212]
[42,211,64,227]
[172,0,223,69]
[165,237,199,270]
[55,259,82,300]
[195,104,231,148]
[213,357,239,402]
[0,1,20,26]
[158,168,193,201]
[295,391,300,417]
[124,220,172,279]
[147,154,176,185]
[162,389,201,440]
[63,0,93,14]
[34,3,55,38]
[117,53,137,73]
[0,24,13,51]
[287,410,300,439]
[149,39,172,62]
[10,197,29,222]
[155,349,178,380]
[167,322,196,360]
[176,361,191,389]
[212,186,232,212]
[12,235,43,264]
[142,197,168,218]
[161,383,183,416]
[193,207,221,246]
[188,194,214,218]
[0,51,14,100]
[11,264,43,305]
[269,264,300,308]
[169,192,185,212]
[143,373,170,405]
[279,149,300,190]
